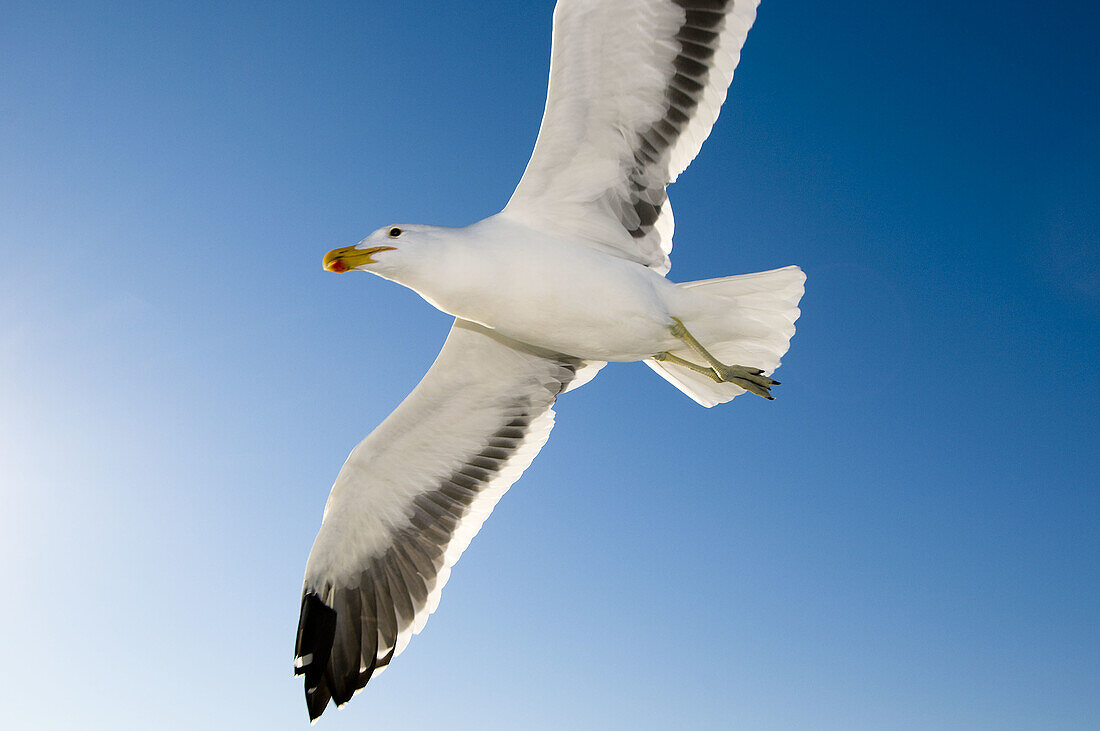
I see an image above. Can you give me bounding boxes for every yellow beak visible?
[322,245,396,273]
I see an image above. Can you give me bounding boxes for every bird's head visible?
[322,224,424,276]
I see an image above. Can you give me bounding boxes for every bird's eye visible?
[388,227,402,238]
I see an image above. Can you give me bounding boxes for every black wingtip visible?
[325,588,365,706]
[296,592,337,720]
[306,679,332,722]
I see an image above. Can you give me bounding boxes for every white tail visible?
[646,266,805,407]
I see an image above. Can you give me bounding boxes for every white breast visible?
[410,217,679,361]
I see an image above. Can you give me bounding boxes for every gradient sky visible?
[2,1,1098,729]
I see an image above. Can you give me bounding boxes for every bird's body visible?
[295,0,807,720]
[363,215,683,361]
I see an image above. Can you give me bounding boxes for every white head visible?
[322,224,437,279]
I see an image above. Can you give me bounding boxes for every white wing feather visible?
[504,0,759,274]
[295,319,597,713]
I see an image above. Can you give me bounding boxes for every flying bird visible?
[295,0,803,720]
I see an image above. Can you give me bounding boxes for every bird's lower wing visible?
[503,0,759,274]
[295,319,596,720]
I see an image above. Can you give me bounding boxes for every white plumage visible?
[507,0,759,273]
[295,0,804,720]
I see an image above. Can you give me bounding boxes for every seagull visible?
[295,0,804,720]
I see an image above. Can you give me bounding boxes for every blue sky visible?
[1,1,1098,728]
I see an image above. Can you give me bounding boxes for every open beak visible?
[322,245,396,273]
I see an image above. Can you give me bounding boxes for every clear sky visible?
[2,1,1098,729]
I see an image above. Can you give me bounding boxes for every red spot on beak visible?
[329,259,348,273]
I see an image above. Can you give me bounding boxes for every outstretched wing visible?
[503,0,760,275]
[295,319,597,720]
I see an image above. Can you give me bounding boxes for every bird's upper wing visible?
[502,0,759,275]
[294,319,601,720]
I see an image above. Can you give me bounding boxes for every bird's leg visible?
[652,351,722,382]
[668,317,780,400]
